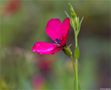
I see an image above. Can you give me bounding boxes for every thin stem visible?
[71,55,79,90]
[74,35,79,90]
[75,35,78,47]
[74,59,79,90]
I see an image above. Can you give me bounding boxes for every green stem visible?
[74,35,79,90]
[71,56,79,90]
[74,58,79,90]
[67,34,80,90]
[75,35,78,47]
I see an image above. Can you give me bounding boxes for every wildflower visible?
[32,75,45,90]
[32,18,70,54]
[4,0,21,16]
[36,56,57,75]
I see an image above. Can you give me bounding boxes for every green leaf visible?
[74,47,80,59]
[80,17,84,25]
[64,10,70,18]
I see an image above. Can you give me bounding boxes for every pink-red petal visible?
[61,18,70,45]
[46,18,62,41]
[4,0,21,16]
[46,18,70,45]
[32,42,61,54]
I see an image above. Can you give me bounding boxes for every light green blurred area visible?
[0,0,111,90]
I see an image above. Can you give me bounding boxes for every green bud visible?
[68,3,77,19]
[63,46,72,57]
[66,3,83,36]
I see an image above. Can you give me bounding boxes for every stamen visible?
[52,39,61,45]
[55,39,61,44]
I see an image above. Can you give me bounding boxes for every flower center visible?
[52,39,61,45]
[55,39,61,44]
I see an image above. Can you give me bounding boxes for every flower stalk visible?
[74,36,79,90]
[65,3,83,90]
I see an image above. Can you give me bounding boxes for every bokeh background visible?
[0,0,111,90]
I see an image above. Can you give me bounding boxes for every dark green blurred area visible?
[0,0,111,90]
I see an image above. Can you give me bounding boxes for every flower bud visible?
[63,46,72,57]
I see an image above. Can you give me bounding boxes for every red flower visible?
[32,75,45,90]
[4,0,21,16]
[32,18,70,54]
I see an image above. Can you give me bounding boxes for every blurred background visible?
[0,0,111,90]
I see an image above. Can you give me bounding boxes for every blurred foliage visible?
[0,0,111,90]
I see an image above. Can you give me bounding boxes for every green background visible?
[0,0,111,90]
